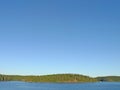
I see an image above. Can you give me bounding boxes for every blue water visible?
[0,81,120,90]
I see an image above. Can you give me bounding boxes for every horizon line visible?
[1,73,120,77]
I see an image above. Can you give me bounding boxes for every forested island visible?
[0,74,120,83]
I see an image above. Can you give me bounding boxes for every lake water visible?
[0,81,120,90]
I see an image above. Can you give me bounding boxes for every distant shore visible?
[0,74,120,83]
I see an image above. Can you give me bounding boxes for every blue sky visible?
[0,0,120,77]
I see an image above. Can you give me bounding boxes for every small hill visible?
[96,76,120,82]
[24,74,97,82]
[0,74,97,82]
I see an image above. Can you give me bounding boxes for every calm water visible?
[0,81,120,90]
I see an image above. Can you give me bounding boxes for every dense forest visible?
[0,74,96,82]
[0,74,120,82]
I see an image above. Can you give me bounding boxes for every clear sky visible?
[0,0,120,77]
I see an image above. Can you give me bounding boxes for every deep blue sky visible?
[0,0,120,77]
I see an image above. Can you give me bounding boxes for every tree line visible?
[0,74,120,82]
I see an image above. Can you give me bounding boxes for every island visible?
[0,74,120,83]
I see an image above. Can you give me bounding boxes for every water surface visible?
[0,81,120,90]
